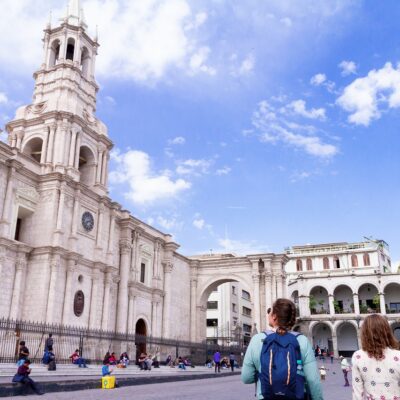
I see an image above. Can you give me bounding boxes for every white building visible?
[206,281,253,346]
[286,240,400,357]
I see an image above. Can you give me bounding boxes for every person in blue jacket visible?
[241,298,323,400]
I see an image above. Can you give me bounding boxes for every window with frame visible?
[334,256,340,269]
[243,323,252,333]
[140,262,146,283]
[232,286,236,295]
[296,259,303,272]
[242,306,252,317]
[351,254,358,267]
[207,318,218,327]
[242,290,251,301]
[232,303,237,313]
[363,253,370,266]
[207,301,218,310]
[306,258,312,271]
[323,257,330,270]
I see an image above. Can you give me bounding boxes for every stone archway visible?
[336,322,359,357]
[135,318,147,362]
[311,322,333,353]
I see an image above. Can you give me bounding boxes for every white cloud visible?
[176,158,213,175]
[339,60,357,76]
[168,136,186,145]
[156,215,182,231]
[193,218,205,229]
[0,129,7,143]
[216,237,270,255]
[109,148,191,205]
[288,99,326,120]
[189,46,216,76]
[239,54,255,75]
[216,166,231,175]
[280,17,292,27]
[310,73,326,86]
[251,99,338,158]
[337,62,400,126]
[0,92,8,105]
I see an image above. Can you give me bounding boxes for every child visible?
[102,362,113,377]
[319,365,327,381]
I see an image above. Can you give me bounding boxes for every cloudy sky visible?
[1,0,400,260]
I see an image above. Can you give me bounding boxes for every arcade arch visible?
[336,322,358,357]
[78,145,96,186]
[333,285,353,314]
[135,318,147,361]
[22,137,43,163]
[311,322,333,353]
[384,283,400,313]
[309,286,329,314]
[358,283,379,313]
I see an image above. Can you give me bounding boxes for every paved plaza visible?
[9,359,353,400]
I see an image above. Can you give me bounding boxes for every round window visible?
[73,290,85,317]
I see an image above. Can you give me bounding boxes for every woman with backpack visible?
[351,314,400,399]
[241,298,323,399]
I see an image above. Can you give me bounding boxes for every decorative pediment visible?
[141,245,153,258]
[16,187,40,210]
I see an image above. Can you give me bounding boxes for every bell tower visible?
[5,0,112,194]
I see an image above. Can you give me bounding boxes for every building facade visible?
[0,0,287,349]
[286,240,400,357]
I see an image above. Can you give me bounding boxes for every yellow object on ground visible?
[101,375,116,389]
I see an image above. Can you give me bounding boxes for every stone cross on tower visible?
[5,0,112,194]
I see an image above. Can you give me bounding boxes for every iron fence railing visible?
[0,318,244,366]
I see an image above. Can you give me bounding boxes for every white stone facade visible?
[0,1,287,345]
[285,240,400,357]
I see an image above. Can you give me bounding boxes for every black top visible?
[18,346,29,361]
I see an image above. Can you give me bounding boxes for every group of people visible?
[165,355,192,369]
[208,351,236,372]
[103,351,130,368]
[241,298,400,399]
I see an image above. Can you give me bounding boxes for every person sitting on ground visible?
[69,349,87,368]
[145,354,153,371]
[165,354,172,366]
[103,351,111,365]
[12,359,44,396]
[102,361,113,377]
[108,352,117,365]
[138,353,148,370]
[17,341,30,367]
[119,352,130,366]
[177,356,186,370]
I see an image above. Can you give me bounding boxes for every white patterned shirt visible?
[352,348,400,400]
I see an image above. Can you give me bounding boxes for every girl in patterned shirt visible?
[352,314,400,399]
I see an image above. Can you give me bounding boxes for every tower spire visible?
[63,0,87,28]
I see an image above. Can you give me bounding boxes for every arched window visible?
[333,256,340,269]
[296,259,303,272]
[22,137,44,163]
[78,145,96,186]
[306,258,312,271]
[323,257,329,270]
[66,38,75,61]
[363,253,370,266]
[351,254,358,267]
[81,47,90,78]
[49,40,60,67]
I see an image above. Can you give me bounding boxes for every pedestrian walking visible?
[229,352,235,372]
[241,298,323,400]
[330,351,334,364]
[12,359,44,395]
[44,333,53,352]
[213,350,221,373]
[340,355,350,387]
[17,341,30,367]
[352,314,400,399]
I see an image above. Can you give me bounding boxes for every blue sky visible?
[0,0,400,261]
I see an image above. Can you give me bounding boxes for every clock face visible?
[81,211,94,232]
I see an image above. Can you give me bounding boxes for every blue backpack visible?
[259,330,305,399]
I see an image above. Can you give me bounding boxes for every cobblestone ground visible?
[13,360,353,400]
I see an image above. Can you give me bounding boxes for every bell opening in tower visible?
[66,38,75,61]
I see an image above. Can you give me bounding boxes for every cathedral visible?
[0,0,286,345]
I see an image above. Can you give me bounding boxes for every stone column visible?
[96,150,103,184]
[162,261,173,338]
[54,183,66,245]
[68,130,78,167]
[102,271,112,330]
[276,274,283,299]
[89,270,100,329]
[271,274,276,304]
[264,272,272,317]
[332,334,339,358]
[101,151,108,186]
[116,240,131,333]
[9,258,25,320]
[46,256,60,324]
[46,124,56,164]
[40,129,49,164]
[96,204,105,249]
[70,189,80,237]
[252,274,261,332]
[130,231,139,281]
[10,133,17,148]
[299,295,310,317]
[74,134,81,169]
[62,259,75,325]
[151,300,157,336]
[328,294,335,315]
[15,131,23,150]
[353,293,360,315]
[107,211,116,261]
[0,164,15,237]
[379,292,386,315]
[127,294,136,333]
[190,278,197,342]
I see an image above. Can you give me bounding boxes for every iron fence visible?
[0,318,245,366]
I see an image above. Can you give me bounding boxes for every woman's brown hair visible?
[271,298,297,334]
[361,314,398,359]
